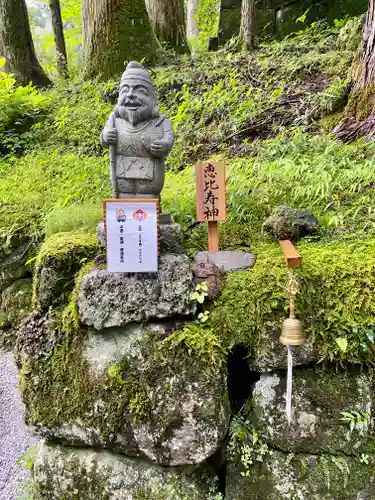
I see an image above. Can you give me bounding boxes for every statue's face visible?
[117,80,157,125]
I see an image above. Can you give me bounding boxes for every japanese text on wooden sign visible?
[104,199,158,273]
[196,161,226,222]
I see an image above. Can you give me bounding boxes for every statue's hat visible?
[120,61,154,90]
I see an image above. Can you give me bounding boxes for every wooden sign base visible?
[208,221,219,251]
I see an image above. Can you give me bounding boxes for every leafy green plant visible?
[228,412,272,477]
[340,410,372,434]
[321,456,350,489]
[0,58,52,155]
[191,282,209,304]
[198,310,210,323]
[159,324,226,372]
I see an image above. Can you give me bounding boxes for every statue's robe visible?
[101,113,174,198]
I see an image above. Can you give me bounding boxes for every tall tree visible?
[240,0,255,51]
[187,0,200,38]
[49,0,69,78]
[82,0,160,80]
[334,1,375,141]
[0,0,52,88]
[145,0,190,54]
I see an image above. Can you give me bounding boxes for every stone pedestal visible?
[18,228,228,497]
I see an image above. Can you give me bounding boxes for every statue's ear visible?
[114,106,120,118]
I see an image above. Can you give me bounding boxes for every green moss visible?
[33,454,111,500]
[349,84,375,123]
[32,231,99,309]
[211,239,375,366]
[1,278,32,326]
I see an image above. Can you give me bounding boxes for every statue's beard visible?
[116,104,159,125]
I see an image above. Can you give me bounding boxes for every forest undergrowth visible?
[1,16,373,259]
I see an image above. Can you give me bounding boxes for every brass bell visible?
[280,317,305,346]
[279,273,306,346]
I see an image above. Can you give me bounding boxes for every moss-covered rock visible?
[33,440,220,499]
[211,239,375,368]
[78,255,196,330]
[252,366,374,455]
[226,449,375,500]
[0,240,33,292]
[1,278,33,326]
[0,278,33,348]
[262,206,318,241]
[18,314,230,466]
[33,232,99,310]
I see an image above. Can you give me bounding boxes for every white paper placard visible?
[105,200,158,273]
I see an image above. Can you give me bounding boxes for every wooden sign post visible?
[196,161,226,251]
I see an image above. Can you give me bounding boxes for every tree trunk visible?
[0,0,52,88]
[145,0,190,54]
[49,0,69,78]
[334,1,375,141]
[187,0,200,38]
[82,0,160,80]
[241,0,255,51]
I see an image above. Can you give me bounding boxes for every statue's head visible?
[116,61,159,125]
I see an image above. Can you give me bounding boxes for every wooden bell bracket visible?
[279,240,302,269]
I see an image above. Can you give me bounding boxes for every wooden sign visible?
[196,161,226,222]
[196,161,226,252]
[279,240,302,269]
[104,199,159,273]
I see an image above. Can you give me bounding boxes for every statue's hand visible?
[150,139,170,157]
[103,128,118,145]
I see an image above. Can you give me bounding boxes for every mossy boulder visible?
[263,206,318,241]
[0,240,33,292]
[33,232,99,310]
[247,331,317,372]
[252,366,373,455]
[0,278,33,348]
[18,316,230,466]
[226,449,375,500]
[78,254,196,330]
[210,239,375,368]
[33,440,220,499]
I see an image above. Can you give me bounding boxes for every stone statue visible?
[101,61,174,199]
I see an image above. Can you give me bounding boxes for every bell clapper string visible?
[286,345,293,424]
[285,271,299,425]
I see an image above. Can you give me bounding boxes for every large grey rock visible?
[26,323,230,466]
[195,251,256,272]
[252,366,373,455]
[226,449,375,500]
[263,205,318,241]
[78,254,196,330]
[33,440,220,499]
[247,329,317,372]
[133,372,230,466]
